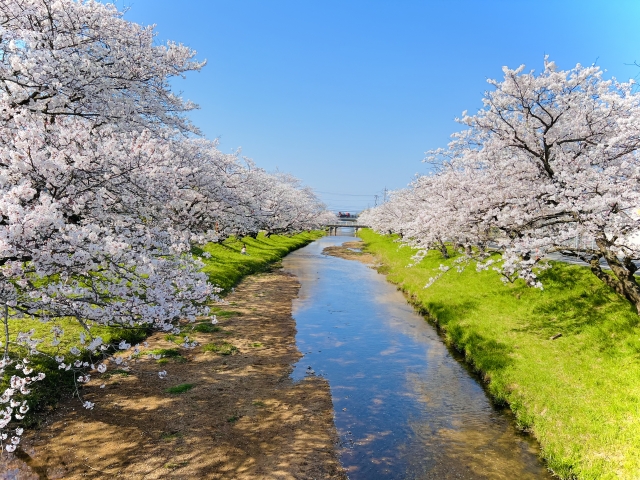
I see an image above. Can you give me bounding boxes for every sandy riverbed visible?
[2,268,346,479]
[321,241,375,264]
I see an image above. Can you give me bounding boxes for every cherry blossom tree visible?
[366,59,640,310]
[244,172,332,237]
[0,0,210,450]
[0,0,204,133]
[0,0,331,451]
[0,0,214,325]
[159,141,333,241]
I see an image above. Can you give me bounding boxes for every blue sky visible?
[120,0,640,212]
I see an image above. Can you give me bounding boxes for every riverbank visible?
[1,231,348,479]
[198,231,325,291]
[4,267,346,479]
[2,231,324,428]
[354,230,640,480]
[305,237,551,478]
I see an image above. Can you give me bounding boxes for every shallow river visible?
[283,235,551,479]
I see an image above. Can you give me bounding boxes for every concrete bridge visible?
[325,219,369,235]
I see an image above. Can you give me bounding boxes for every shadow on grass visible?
[425,299,480,325]
[513,264,639,338]
[423,300,514,381]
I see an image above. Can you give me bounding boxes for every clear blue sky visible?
[119,0,640,212]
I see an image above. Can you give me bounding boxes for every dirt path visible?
[4,269,346,479]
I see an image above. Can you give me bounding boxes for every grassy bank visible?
[196,231,323,291]
[358,229,640,480]
[4,231,323,425]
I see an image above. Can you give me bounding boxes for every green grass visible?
[102,369,132,378]
[148,348,182,358]
[358,229,640,480]
[160,431,183,441]
[3,230,322,426]
[202,342,238,355]
[164,333,183,343]
[208,307,240,318]
[165,383,195,394]
[147,347,187,364]
[191,323,222,333]
[194,231,323,292]
[1,320,147,426]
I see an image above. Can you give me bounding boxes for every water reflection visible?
[283,236,551,479]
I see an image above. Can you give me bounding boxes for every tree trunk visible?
[438,239,449,259]
[3,302,8,360]
[588,237,640,313]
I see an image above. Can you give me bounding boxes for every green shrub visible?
[165,383,194,394]
[202,342,238,355]
[191,323,221,333]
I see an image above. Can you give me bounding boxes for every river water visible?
[283,235,551,479]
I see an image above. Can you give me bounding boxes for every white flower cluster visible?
[476,259,495,272]
[180,337,198,349]
[0,358,45,451]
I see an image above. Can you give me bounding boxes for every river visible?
[283,235,551,479]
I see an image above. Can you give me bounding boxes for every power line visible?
[325,206,373,209]
[314,190,382,197]
[325,207,368,210]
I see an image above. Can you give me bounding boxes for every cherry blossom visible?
[0,0,332,449]
[364,59,640,310]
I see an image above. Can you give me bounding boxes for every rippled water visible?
[283,235,551,479]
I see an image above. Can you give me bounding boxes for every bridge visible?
[325,218,370,235]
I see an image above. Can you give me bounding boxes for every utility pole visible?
[374,194,379,207]
[383,187,388,203]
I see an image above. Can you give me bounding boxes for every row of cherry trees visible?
[0,0,332,450]
[361,58,640,311]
